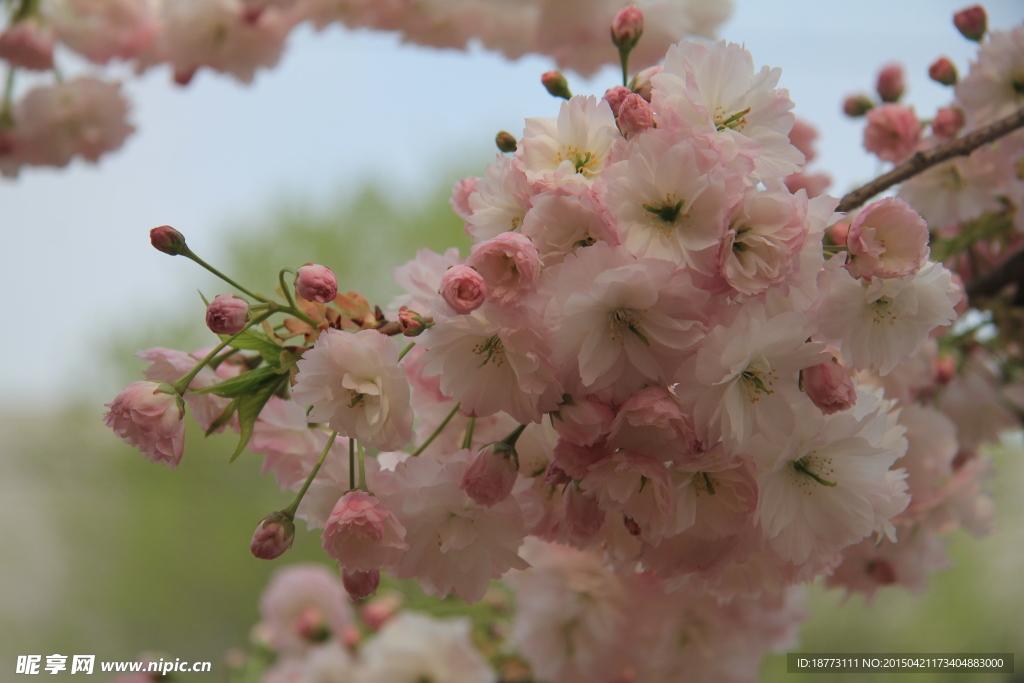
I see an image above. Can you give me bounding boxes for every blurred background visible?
[2,0,1023,681]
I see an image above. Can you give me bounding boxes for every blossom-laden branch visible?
[836,107,1024,213]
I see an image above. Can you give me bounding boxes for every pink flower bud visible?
[932,107,965,138]
[552,396,615,447]
[603,85,632,117]
[104,381,185,468]
[397,306,429,336]
[206,294,250,335]
[846,197,930,279]
[802,358,857,415]
[466,232,541,302]
[150,225,187,255]
[321,491,408,571]
[934,355,957,385]
[842,94,874,118]
[545,460,571,486]
[495,130,517,153]
[863,104,921,164]
[462,444,519,507]
[876,63,905,103]
[361,593,402,631]
[293,606,331,643]
[342,568,380,600]
[0,21,54,71]
[541,71,572,100]
[618,93,654,138]
[294,263,338,303]
[250,512,295,560]
[954,5,987,42]
[439,264,487,314]
[630,65,662,101]
[610,5,644,50]
[829,220,850,247]
[928,57,958,86]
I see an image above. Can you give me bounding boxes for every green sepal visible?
[218,328,284,365]
[190,365,277,398]
[229,375,289,463]
[205,399,238,436]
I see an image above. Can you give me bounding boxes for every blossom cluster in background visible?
[93,3,1024,682]
[0,0,730,177]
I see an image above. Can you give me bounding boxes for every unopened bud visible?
[618,93,654,138]
[462,443,519,507]
[150,225,187,255]
[610,5,644,50]
[0,21,55,71]
[934,355,957,385]
[541,71,572,100]
[603,85,632,116]
[361,593,402,631]
[802,358,857,415]
[398,306,430,336]
[342,568,380,600]
[932,107,965,138]
[495,130,517,153]
[928,56,958,86]
[206,294,250,335]
[295,263,338,303]
[439,265,487,314]
[953,5,987,42]
[843,94,874,117]
[250,512,295,560]
[876,63,905,103]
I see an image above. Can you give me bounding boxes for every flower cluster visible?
[100,5,1024,682]
[0,0,731,177]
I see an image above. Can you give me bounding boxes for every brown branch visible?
[836,107,1024,214]
[966,246,1024,300]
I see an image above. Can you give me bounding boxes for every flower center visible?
[792,451,838,487]
[609,308,650,345]
[714,106,751,132]
[557,147,600,177]
[473,335,506,368]
[740,359,777,402]
[870,296,898,325]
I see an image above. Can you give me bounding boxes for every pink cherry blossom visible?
[322,491,408,571]
[846,197,930,280]
[862,104,921,164]
[466,232,541,303]
[104,381,185,468]
[802,358,857,415]
[439,265,488,315]
[461,443,519,507]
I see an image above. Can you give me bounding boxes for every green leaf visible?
[218,328,283,365]
[204,399,237,436]
[189,365,277,398]
[229,375,288,463]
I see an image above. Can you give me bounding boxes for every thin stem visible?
[283,431,337,517]
[618,46,630,88]
[349,438,356,491]
[172,311,272,393]
[462,417,477,450]
[0,67,15,127]
[398,341,415,362]
[357,440,367,491]
[278,304,321,329]
[278,268,298,310]
[837,107,1024,213]
[411,402,461,457]
[180,245,270,303]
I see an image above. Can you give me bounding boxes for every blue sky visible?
[1,0,1021,406]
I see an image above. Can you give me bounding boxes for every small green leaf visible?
[191,365,277,398]
[218,328,284,365]
[229,375,288,463]
[204,399,237,436]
